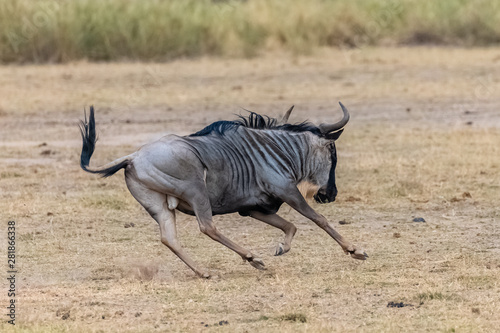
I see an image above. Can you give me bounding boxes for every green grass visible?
[1,0,500,63]
[280,313,307,323]
[416,291,453,302]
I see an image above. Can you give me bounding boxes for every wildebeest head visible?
[230,102,349,205]
[311,102,350,204]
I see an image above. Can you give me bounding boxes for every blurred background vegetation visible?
[0,0,499,63]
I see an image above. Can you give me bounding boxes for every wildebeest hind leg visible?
[188,191,266,271]
[125,177,210,278]
[249,211,297,256]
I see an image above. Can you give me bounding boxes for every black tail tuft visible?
[79,106,97,172]
[79,106,127,177]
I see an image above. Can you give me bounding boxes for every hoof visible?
[275,243,285,256]
[349,249,368,260]
[274,243,290,256]
[248,257,266,270]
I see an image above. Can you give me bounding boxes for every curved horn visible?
[278,105,294,124]
[318,102,350,134]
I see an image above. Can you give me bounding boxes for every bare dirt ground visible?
[1,47,499,332]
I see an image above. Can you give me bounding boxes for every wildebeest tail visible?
[79,106,131,177]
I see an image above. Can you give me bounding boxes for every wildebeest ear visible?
[325,129,344,141]
[278,105,294,124]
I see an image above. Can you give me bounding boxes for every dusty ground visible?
[1,47,499,332]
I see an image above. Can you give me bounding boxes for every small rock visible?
[339,220,351,225]
[412,217,426,223]
[219,320,229,326]
[462,192,472,198]
[393,232,401,238]
[387,301,413,308]
[135,312,142,317]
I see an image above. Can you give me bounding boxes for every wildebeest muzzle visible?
[314,143,338,204]
[314,187,337,204]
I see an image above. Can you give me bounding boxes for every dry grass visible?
[1,0,500,63]
[1,47,500,332]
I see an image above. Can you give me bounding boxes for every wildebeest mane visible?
[189,121,240,137]
[235,111,277,129]
[190,111,321,137]
[276,122,321,136]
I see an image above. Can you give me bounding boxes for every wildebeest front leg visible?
[284,187,368,260]
[249,211,297,256]
[189,192,266,270]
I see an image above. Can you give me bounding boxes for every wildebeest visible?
[80,103,367,278]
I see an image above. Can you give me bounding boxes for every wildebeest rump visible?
[79,103,367,278]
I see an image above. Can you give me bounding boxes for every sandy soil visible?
[0,47,499,332]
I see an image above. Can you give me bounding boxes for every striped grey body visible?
[183,127,331,216]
